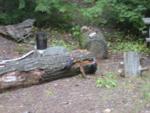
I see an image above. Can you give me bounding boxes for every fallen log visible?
[0,19,35,42]
[0,47,97,91]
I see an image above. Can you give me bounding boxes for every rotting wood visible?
[0,19,35,42]
[0,47,97,91]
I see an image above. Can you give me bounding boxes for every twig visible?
[0,50,34,65]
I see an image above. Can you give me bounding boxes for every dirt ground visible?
[0,36,150,113]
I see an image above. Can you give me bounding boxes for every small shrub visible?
[142,82,150,102]
[45,89,54,97]
[143,91,150,102]
[110,41,150,54]
[15,44,30,54]
[96,72,117,88]
[50,39,75,51]
[71,25,81,40]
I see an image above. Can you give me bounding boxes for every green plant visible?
[96,72,117,88]
[103,0,150,33]
[110,40,150,53]
[80,0,150,35]
[80,0,108,25]
[15,44,30,54]
[1,0,150,37]
[34,0,77,27]
[0,0,77,27]
[50,39,75,51]
[45,89,54,97]
[143,91,150,102]
[71,25,81,39]
[142,82,150,102]
[0,0,35,25]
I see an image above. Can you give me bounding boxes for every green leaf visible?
[18,0,25,9]
[59,7,67,13]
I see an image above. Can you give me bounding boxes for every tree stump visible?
[124,52,141,77]
[80,26,108,59]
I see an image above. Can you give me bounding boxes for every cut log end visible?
[124,52,141,77]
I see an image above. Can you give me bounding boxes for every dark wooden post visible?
[142,18,150,47]
[36,32,47,50]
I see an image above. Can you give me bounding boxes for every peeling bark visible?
[0,47,97,91]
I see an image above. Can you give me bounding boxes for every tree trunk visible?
[0,47,97,91]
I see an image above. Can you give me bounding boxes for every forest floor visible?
[0,35,150,113]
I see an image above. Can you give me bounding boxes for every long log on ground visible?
[0,47,97,91]
[0,19,35,42]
